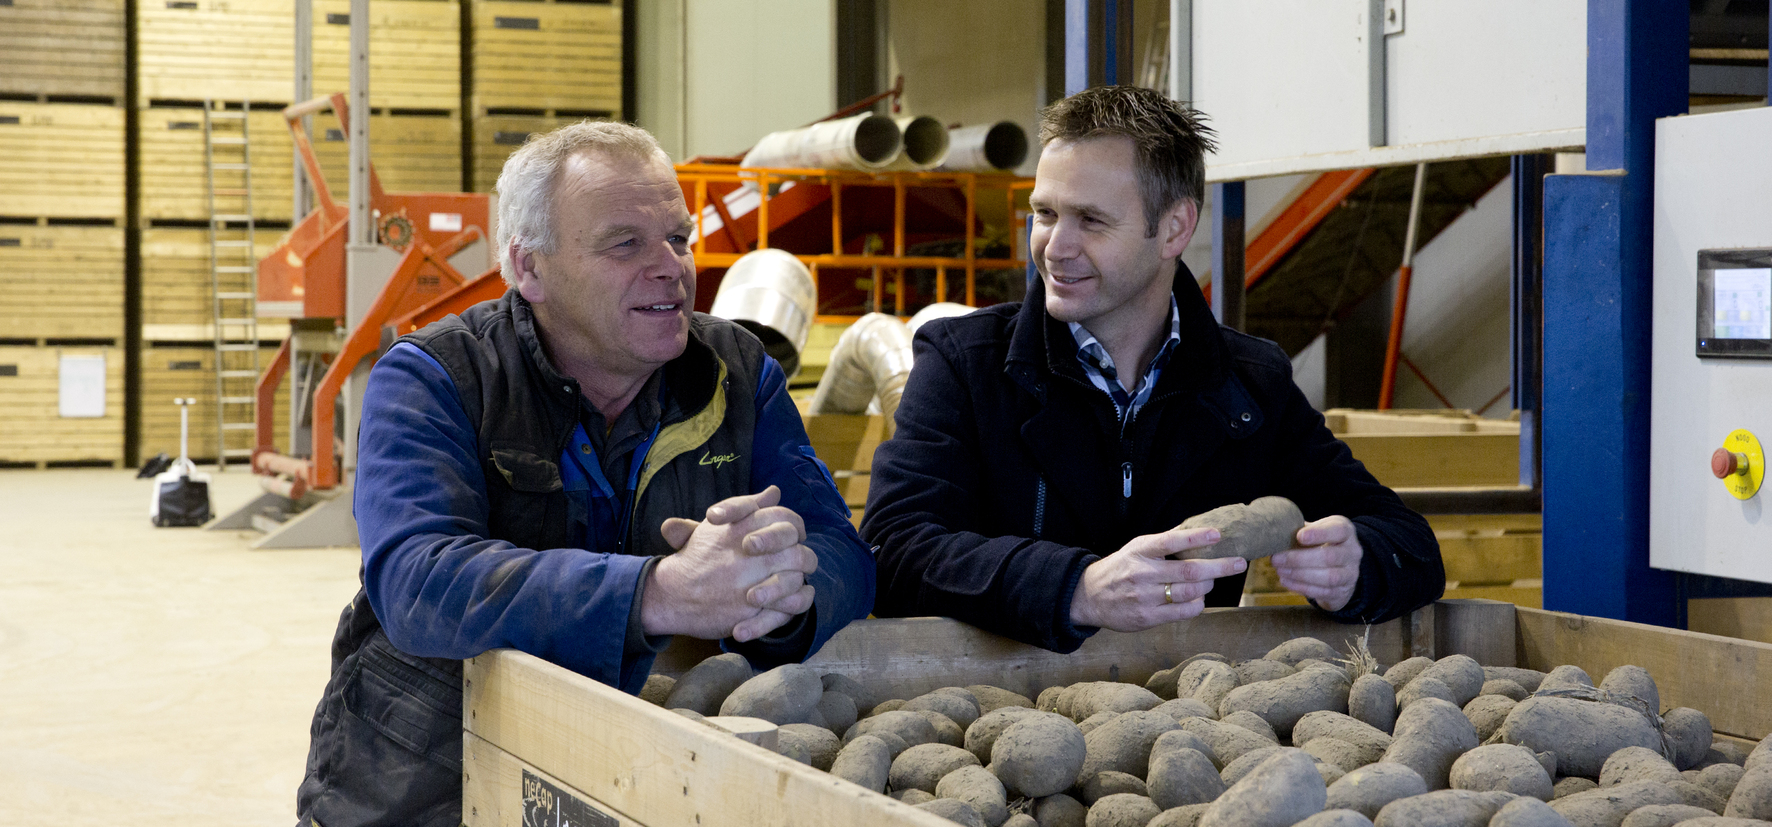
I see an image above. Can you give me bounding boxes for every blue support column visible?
[1064,0,1133,97]
[1540,0,1686,625]
[1210,181,1245,330]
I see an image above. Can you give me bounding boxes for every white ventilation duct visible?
[939,122,1030,172]
[882,115,951,171]
[906,302,975,336]
[709,248,817,376]
[808,313,915,435]
[740,113,903,172]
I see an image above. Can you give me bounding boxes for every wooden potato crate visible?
[1244,512,1544,608]
[801,412,887,527]
[0,344,124,466]
[0,101,125,219]
[0,0,127,101]
[312,0,461,112]
[462,600,1772,827]
[141,227,287,331]
[138,341,290,463]
[1325,409,1521,489]
[138,105,295,223]
[469,112,574,192]
[468,0,622,115]
[137,0,293,105]
[312,113,464,195]
[0,225,125,340]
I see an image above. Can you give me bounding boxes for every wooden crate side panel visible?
[0,0,127,100]
[0,225,125,339]
[470,114,572,191]
[0,345,124,462]
[140,227,285,328]
[312,115,463,194]
[1688,597,1772,645]
[1515,606,1772,740]
[312,0,462,111]
[463,733,647,827]
[0,102,124,218]
[1338,432,1520,488]
[137,342,290,461]
[469,1,622,112]
[137,0,295,104]
[138,107,295,222]
[464,649,964,827]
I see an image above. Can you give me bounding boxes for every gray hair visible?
[494,120,669,282]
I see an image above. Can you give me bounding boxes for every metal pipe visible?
[708,248,817,376]
[1378,162,1428,410]
[906,302,973,336]
[939,122,1029,172]
[882,116,950,171]
[808,313,915,435]
[739,113,902,172]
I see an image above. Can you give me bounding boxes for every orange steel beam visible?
[1244,168,1375,286]
[253,338,293,470]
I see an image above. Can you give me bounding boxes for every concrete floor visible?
[0,468,360,826]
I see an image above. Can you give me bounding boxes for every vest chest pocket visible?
[490,447,562,492]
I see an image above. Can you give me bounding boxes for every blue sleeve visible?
[727,356,876,665]
[355,343,657,690]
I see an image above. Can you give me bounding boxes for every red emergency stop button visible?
[1713,448,1742,479]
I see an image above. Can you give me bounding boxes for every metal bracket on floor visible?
[207,483,358,550]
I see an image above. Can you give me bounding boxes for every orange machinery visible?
[247,93,494,499]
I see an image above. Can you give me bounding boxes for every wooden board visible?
[0,225,125,340]
[311,0,461,111]
[468,0,622,114]
[138,341,290,463]
[1688,597,1772,646]
[137,0,294,105]
[469,112,574,191]
[140,227,287,329]
[0,0,126,100]
[1338,432,1520,488]
[1514,605,1772,741]
[464,732,647,827]
[0,102,124,219]
[0,344,124,464]
[138,106,296,222]
[311,113,463,195]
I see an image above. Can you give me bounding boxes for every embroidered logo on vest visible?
[698,451,739,468]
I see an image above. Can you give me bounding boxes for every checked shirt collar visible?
[1067,293,1182,425]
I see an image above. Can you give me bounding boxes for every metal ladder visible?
[204,100,260,470]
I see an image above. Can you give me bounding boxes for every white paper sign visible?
[59,354,106,418]
[429,212,463,232]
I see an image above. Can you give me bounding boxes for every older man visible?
[296,122,875,827]
[863,86,1443,651]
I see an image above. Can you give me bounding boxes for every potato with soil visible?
[1079,771,1148,804]
[992,711,1088,799]
[1597,665,1659,711]
[1036,793,1089,827]
[1496,696,1662,779]
[1663,707,1715,771]
[1148,804,1209,827]
[1618,804,1720,827]
[937,765,1010,827]
[1599,746,1681,788]
[1234,659,1298,685]
[816,690,859,734]
[780,723,842,771]
[1178,660,1240,713]
[1372,789,1516,826]
[968,685,1034,715]
[1266,636,1344,666]
[1295,811,1375,827]
[1410,655,1486,707]
[1484,667,1548,693]
[1349,674,1398,734]
[1178,717,1277,768]
[1463,695,1517,742]
[907,691,982,730]
[1725,760,1772,819]
[1222,709,1280,743]
[1147,745,1225,809]
[1537,665,1594,693]
[830,734,893,792]
[1326,762,1430,819]
[1488,796,1576,827]
[663,652,752,716]
[1217,665,1351,739]
[1077,710,1179,784]
[719,663,823,724]
[1450,744,1553,800]
[916,709,967,747]
[966,706,1042,764]
[1152,697,1217,723]
[1175,496,1307,561]
[1384,657,1435,689]
[1379,697,1478,790]
[1549,778,1713,825]
[1199,748,1327,827]
[640,673,676,706]
[1085,794,1160,827]
[1295,711,1395,767]
[917,798,986,827]
[846,709,939,748]
[890,743,980,793]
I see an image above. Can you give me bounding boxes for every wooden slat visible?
[140,227,285,328]
[138,106,295,222]
[0,102,124,219]
[137,341,290,462]
[464,732,647,827]
[1437,531,1540,584]
[1515,606,1772,740]
[1689,597,1772,645]
[0,225,125,339]
[1338,432,1520,488]
[0,0,126,100]
[468,0,623,113]
[136,0,294,104]
[311,113,463,195]
[0,344,124,463]
[469,112,574,192]
[311,0,461,111]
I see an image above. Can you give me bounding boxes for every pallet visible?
[461,601,1772,826]
[0,0,126,101]
[136,0,294,105]
[138,104,297,223]
[140,226,287,329]
[469,112,578,191]
[802,412,886,528]
[0,225,125,340]
[311,112,464,195]
[0,101,125,219]
[0,343,124,465]
[468,0,622,115]
[138,340,290,463]
[311,0,461,112]
[1246,511,1543,608]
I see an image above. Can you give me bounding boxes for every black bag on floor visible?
[153,465,211,527]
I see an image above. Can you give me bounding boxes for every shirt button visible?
[580,444,592,454]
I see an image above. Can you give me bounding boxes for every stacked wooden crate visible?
[0,0,127,466]
[467,0,624,190]
[139,227,288,340]
[137,342,290,464]
[137,0,294,105]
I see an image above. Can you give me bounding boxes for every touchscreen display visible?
[1713,268,1772,340]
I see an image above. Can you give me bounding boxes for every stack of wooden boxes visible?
[0,0,128,467]
[467,0,623,190]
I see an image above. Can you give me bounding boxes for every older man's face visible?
[528,150,696,379]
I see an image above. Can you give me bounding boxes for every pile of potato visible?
[640,637,1772,827]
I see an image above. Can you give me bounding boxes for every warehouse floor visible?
[0,469,359,826]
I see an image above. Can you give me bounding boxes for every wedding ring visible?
[1164,583,1174,605]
